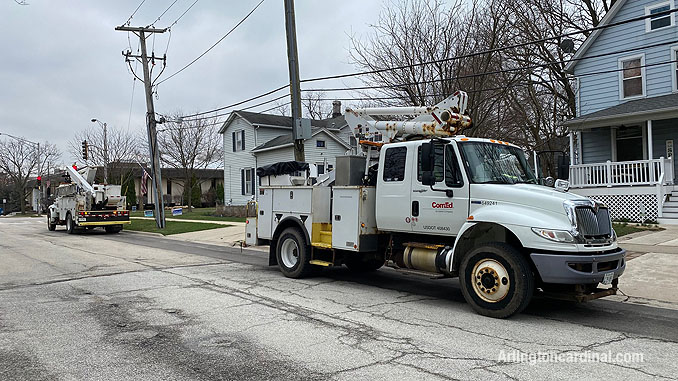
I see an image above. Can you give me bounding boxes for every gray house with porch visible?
[564,0,678,223]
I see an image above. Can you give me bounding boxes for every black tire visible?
[275,227,315,278]
[66,212,75,234]
[105,225,123,234]
[47,214,56,231]
[459,243,534,319]
[345,255,384,273]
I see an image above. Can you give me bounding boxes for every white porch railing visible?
[569,157,674,188]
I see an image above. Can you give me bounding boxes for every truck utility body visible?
[248,91,625,318]
[47,166,130,234]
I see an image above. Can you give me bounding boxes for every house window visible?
[316,140,326,148]
[327,164,334,172]
[232,130,245,152]
[382,147,407,182]
[646,2,674,32]
[619,55,645,99]
[241,168,254,195]
[672,47,678,92]
[167,180,172,195]
[316,163,325,175]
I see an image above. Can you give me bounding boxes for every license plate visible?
[602,272,614,285]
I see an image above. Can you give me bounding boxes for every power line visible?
[157,0,266,85]
[299,8,678,84]
[168,0,200,29]
[125,0,146,25]
[168,93,290,123]
[159,8,678,124]
[301,39,678,93]
[153,0,180,26]
[179,84,289,119]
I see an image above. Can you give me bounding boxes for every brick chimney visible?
[332,100,342,118]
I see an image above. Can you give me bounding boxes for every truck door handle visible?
[412,201,419,217]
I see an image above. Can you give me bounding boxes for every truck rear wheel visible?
[47,214,56,231]
[66,213,75,234]
[459,243,534,318]
[276,227,314,278]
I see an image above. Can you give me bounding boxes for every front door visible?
[410,142,469,236]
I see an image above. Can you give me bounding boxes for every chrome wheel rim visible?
[280,238,299,269]
[471,258,510,303]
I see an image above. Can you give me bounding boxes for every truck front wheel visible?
[459,243,534,318]
[276,227,314,278]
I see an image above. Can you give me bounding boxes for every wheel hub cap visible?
[280,238,299,268]
[472,259,510,303]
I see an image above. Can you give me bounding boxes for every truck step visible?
[311,242,333,249]
[403,242,446,250]
[309,260,334,267]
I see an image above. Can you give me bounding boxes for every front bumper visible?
[530,248,626,284]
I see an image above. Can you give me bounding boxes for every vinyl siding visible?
[574,0,678,116]
[581,128,613,163]
[222,116,256,205]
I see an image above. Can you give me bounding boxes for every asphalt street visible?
[1,217,677,380]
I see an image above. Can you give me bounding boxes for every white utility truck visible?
[47,165,130,234]
[246,91,625,318]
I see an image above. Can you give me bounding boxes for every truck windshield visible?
[460,142,536,184]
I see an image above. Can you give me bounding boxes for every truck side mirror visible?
[557,155,570,180]
[421,142,436,186]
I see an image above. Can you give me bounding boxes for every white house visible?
[564,0,678,223]
[218,106,353,205]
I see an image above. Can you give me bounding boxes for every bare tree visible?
[68,125,140,184]
[157,114,222,210]
[0,139,60,214]
[302,92,332,119]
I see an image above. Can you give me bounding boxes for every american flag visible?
[141,169,149,195]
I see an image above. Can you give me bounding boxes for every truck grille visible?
[575,206,612,238]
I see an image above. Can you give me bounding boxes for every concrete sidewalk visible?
[613,225,678,309]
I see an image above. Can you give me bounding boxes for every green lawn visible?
[613,223,662,237]
[130,207,246,223]
[124,219,229,236]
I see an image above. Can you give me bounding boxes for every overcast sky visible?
[0,0,383,163]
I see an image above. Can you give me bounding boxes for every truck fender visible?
[447,221,524,274]
[268,216,311,266]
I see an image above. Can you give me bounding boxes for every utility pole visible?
[115,25,167,229]
[284,0,305,161]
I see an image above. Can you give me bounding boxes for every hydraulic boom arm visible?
[345,91,472,143]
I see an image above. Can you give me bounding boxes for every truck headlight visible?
[532,228,575,243]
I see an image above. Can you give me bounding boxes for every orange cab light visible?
[460,138,469,141]
[468,215,474,220]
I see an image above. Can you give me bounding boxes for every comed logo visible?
[432,202,454,209]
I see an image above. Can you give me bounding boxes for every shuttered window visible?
[241,168,255,195]
[233,130,245,152]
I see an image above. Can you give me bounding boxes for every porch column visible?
[647,120,654,160]
[569,132,575,165]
